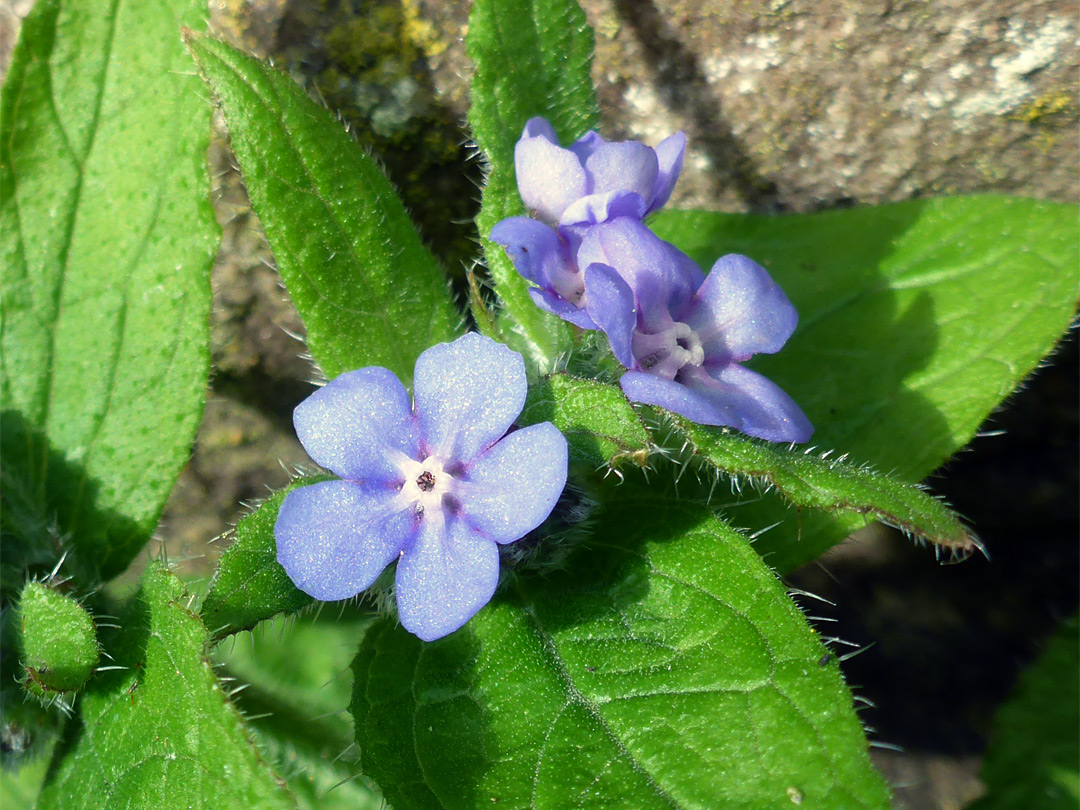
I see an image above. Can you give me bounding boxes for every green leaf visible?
[352,493,890,809]
[0,0,218,584]
[0,744,52,810]
[18,582,99,697]
[668,415,978,556]
[214,614,384,810]
[466,0,598,371]
[184,33,461,386]
[200,477,329,641]
[0,600,64,766]
[37,563,296,810]
[971,614,1080,810]
[519,374,650,469]
[651,197,1079,570]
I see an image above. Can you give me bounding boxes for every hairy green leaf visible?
[352,494,890,809]
[214,614,383,810]
[185,34,461,386]
[0,0,217,584]
[0,600,63,766]
[651,196,1079,570]
[520,374,649,468]
[200,477,329,641]
[669,416,978,556]
[970,614,1079,810]
[466,0,597,370]
[18,582,99,697]
[37,563,296,810]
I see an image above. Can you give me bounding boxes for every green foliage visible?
[0,0,217,585]
[214,614,383,810]
[517,373,975,557]
[652,197,1080,570]
[352,493,890,809]
[185,33,461,387]
[0,745,52,810]
[1,596,65,765]
[519,374,650,468]
[466,0,598,370]
[654,197,1078,477]
[37,563,297,810]
[18,582,98,698]
[970,614,1079,810]
[668,415,978,556]
[200,478,330,641]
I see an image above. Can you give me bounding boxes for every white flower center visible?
[551,265,586,307]
[394,454,456,516]
[632,321,705,380]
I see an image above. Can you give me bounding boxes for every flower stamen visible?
[396,454,454,517]
[632,321,704,380]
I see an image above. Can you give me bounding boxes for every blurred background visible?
[2,1,1076,807]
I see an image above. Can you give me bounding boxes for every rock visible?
[411,0,1077,210]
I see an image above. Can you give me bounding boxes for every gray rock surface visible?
[413,0,1078,210]
[590,0,1078,210]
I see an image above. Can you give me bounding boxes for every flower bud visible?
[19,581,99,699]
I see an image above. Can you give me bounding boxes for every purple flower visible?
[488,216,597,328]
[274,333,568,641]
[514,117,686,227]
[579,219,813,443]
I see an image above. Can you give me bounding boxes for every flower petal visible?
[515,128,588,224]
[566,129,605,162]
[522,116,559,142]
[685,254,798,362]
[294,367,420,482]
[414,333,527,462]
[396,515,500,641]
[559,190,648,227]
[697,364,812,442]
[577,218,701,331]
[275,480,413,601]
[583,141,658,201]
[583,263,636,368]
[458,422,568,544]
[648,131,686,213]
[490,217,568,288]
[620,364,813,442]
[620,370,730,426]
[528,287,598,329]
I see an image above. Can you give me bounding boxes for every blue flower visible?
[488,206,705,332]
[514,117,685,227]
[488,216,597,328]
[274,333,569,641]
[578,219,814,443]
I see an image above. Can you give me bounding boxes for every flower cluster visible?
[274,120,809,644]
[492,118,812,443]
[275,333,568,641]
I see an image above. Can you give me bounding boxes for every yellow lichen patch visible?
[402,0,448,59]
[325,6,415,79]
[1011,89,1077,126]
